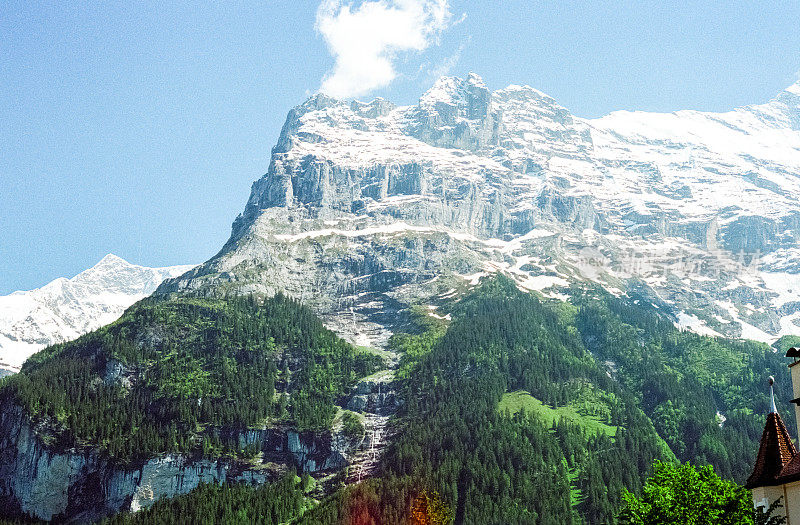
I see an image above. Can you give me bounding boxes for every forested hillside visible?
[575,289,792,482]
[0,294,382,462]
[300,278,790,524]
[1,278,788,523]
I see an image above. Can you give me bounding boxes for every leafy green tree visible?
[618,461,753,525]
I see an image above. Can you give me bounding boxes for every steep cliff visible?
[159,74,800,344]
[0,403,359,522]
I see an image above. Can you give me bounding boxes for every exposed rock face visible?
[160,74,800,344]
[346,371,400,414]
[344,371,399,484]
[0,404,360,522]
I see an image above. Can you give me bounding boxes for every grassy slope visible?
[498,390,617,438]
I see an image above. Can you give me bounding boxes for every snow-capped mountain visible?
[159,73,800,346]
[0,255,194,374]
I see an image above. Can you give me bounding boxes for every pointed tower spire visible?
[770,375,778,414]
[746,376,797,488]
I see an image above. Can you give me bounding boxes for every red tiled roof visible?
[746,411,797,488]
[777,452,800,483]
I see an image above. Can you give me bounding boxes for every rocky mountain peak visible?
[775,79,800,129]
[740,79,800,131]
[162,73,800,348]
[494,83,557,103]
[416,73,491,121]
[92,253,133,268]
[406,73,499,150]
[419,73,487,106]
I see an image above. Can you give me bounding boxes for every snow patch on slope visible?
[675,312,723,338]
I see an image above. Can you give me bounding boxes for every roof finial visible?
[769,376,777,414]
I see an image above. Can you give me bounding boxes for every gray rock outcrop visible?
[160,73,800,344]
[0,404,359,522]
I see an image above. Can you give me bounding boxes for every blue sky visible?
[2,0,800,294]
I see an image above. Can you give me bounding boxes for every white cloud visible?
[315,0,452,99]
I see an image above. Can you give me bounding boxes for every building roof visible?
[775,452,800,484]
[746,410,798,488]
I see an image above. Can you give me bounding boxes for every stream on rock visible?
[342,351,400,486]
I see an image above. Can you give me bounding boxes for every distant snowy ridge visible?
[0,255,194,373]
